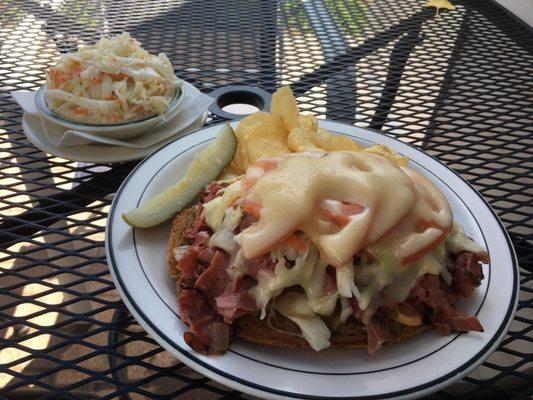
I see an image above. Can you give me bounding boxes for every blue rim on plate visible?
[35,81,182,127]
[105,121,519,400]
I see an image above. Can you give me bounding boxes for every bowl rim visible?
[36,81,182,128]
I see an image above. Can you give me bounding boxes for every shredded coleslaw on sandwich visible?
[45,32,180,124]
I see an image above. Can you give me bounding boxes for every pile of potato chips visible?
[226,86,408,176]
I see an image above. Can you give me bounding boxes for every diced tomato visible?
[254,158,279,171]
[418,218,446,230]
[323,202,365,227]
[341,203,365,215]
[401,228,448,266]
[243,198,262,220]
[91,76,102,84]
[242,166,264,190]
[242,160,279,190]
[330,213,350,227]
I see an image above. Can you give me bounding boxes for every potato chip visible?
[233,112,275,170]
[365,144,409,167]
[287,115,317,152]
[245,136,291,164]
[287,126,322,152]
[316,128,364,152]
[220,162,246,180]
[230,132,248,173]
[234,111,290,169]
[288,116,363,153]
[298,114,318,131]
[271,86,299,132]
[228,86,398,172]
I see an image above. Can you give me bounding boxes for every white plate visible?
[105,120,519,400]
[21,111,207,163]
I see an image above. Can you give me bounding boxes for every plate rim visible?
[105,120,519,400]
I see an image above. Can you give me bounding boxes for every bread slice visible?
[168,208,430,349]
[235,313,428,348]
[167,206,197,281]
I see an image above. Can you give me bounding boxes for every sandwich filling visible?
[174,151,488,354]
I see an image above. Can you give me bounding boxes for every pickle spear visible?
[122,123,237,228]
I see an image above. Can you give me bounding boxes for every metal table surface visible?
[0,1,531,399]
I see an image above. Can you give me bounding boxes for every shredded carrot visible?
[50,68,67,87]
[329,213,350,227]
[49,68,57,88]
[285,234,308,253]
[258,232,308,256]
[323,202,365,227]
[73,107,89,115]
[108,72,127,80]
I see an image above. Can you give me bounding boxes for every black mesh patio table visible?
[0,1,531,399]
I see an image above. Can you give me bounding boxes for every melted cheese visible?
[237,151,456,314]
[354,250,449,310]
[240,152,416,265]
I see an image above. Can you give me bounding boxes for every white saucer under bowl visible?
[21,111,208,163]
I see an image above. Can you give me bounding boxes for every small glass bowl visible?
[34,81,183,140]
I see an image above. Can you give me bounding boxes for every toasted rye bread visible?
[168,208,430,349]
[235,312,428,348]
[167,206,197,281]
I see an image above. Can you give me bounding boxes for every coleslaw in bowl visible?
[35,83,183,140]
[44,32,181,125]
